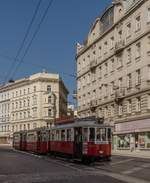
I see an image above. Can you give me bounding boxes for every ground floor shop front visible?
[113,118,150,151]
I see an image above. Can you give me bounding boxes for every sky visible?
[0,0,112,103]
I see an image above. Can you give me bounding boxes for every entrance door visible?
[74,127,82,158]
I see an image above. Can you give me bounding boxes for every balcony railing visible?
[114,40,125,54]
[90,59,97,71]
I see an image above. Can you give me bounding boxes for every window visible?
[117,56,123,68]
[127,99,132,114]
[20,124,22,131]
[33,86,36,92]
[101,128,106,141]
[48,109,52,117]
[135,42,141,59]
[110,105,114,117]
[27,124,30,130]
[99,66,102,78]
[33,123,37,128]
[136,69,141,86]
[148,65,150,80]
[16,102,18,109]
[147,8,150,23]
[135,16,141,32]
[110,58,115,72]
[48,96,51,103]
[148,36,150,54]
[126,23,131,38]
[104,41,108,54]
[47,85,51,92]
[110,36,114,49]
[127,48,131,63]
[118,78,123,90]
[104,63,108,76]
[127,73,132,89]
[104,107,108,118]
[136,97,141,112]
[110,81,114,95]
[83,128,88,142]
[147,94,150,110]
[89,128,95,141]
[20,112,22,119]
[61,130,65,141]
[118,103,123,116]
[67,129,72,141]
[20,101,22,108]
[27,99,30,107]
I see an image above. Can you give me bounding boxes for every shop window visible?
[117,135,130,149]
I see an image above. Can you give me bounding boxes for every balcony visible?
[90,99,97,112]
[114,40,125,54]
[115,89,125,104]
[90,59,97,71]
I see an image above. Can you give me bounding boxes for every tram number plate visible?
[83,142,88,154]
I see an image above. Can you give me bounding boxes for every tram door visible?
[74,127,83,157]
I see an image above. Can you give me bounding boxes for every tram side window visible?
[101,128,106,141]
[61,130,65,141]
[83,128,88,142]
[107,128,111,141]
[96,128,101,141]
[67,129,71,141]
[42,132,47,142]
[89,128,95,142]
[52,130,55,141]
[56,130,60,141]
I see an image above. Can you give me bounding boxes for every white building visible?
[76,0,150,151]
[0,72,68,144]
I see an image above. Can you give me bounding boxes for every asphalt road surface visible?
[0,145,150,183]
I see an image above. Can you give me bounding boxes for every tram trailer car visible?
[13,118,112,162]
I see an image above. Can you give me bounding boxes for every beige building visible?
[76,0,150,151]
[0,72,68,144]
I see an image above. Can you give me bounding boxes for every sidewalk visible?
[112,150,150,159]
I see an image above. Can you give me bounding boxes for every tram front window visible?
[107,128,111,141]
[83,128,88,142]
[96,128,101,141]
[101,128,106,141]
[89,128,95,142]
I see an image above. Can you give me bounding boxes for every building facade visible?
[0,72,68,144]
[76,0,150,151]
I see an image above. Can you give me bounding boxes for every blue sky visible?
[0,0,112,102]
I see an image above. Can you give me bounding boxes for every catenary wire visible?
[0,52,76,79]
[9,0,54,80]
[5,0,42,83]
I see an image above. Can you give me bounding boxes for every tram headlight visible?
[99,150,103,154]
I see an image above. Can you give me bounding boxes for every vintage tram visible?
[13,117,112,162]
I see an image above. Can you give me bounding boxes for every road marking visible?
[110,158,134,166]
[122,163,150,175]
[94,170,150,183]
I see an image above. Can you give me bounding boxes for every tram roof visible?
[52,119,112,130]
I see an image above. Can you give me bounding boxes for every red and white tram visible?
[13,117,112,162]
